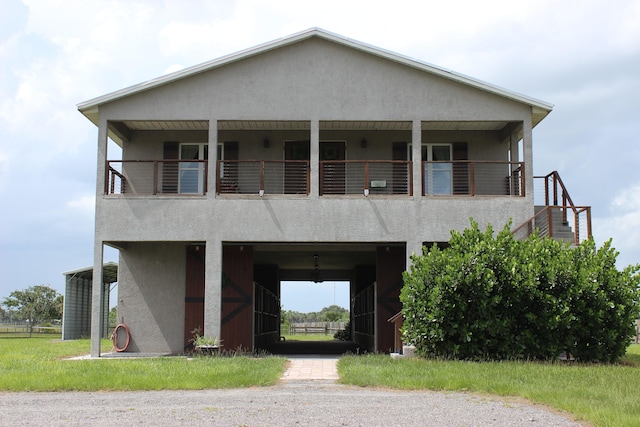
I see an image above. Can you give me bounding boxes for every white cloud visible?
[66,195,95,213]
[593,183,640,269]
[164,63,185,74]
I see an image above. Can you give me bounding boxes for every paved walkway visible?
[280,355,339,381]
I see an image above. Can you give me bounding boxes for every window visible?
[423,144,452,195]
[179,143,208,194]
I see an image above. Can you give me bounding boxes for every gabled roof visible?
[78,28,553,127]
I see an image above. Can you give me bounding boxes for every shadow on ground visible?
[265,340,362,355]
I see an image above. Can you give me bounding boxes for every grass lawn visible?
[281,333,336,341]
[338,344,640,427]
[0,337,286,391]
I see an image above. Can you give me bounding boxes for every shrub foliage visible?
[400,220,640,362]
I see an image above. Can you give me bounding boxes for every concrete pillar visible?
[406,239,423,272]
[208,118,218,196]
[411,120,422,198]
[522,116,534,208]
[90,243,104,357]
[310,120,319,199]
[204,239,223,340]
[90,116,109,357]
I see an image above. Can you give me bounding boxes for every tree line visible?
[282,304,349,324]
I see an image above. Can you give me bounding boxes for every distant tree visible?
[108,307,118,329]
[2,285,62,332]
[320,305,349,322]
[0,305,6,321]
[283,306,349,323]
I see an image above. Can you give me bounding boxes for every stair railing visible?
[512,171,592,245]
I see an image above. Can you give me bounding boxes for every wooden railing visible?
[422,160,524,196]
[512,171,592,245]
[106,160,208,195]
[106,159,525,198]
[217,160,310,195]
[320,160,412,196]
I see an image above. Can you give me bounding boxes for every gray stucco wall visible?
[116,242,186,354]
[100,38,531,123]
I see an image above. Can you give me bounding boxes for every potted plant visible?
[190,328,222,355]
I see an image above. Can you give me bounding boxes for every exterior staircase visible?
[533,205,577,244]
[512,171,592,245]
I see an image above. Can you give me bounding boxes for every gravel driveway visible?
[0,380,586,426]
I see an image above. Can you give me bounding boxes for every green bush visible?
[400,220,640,362]
[334,321,351,341]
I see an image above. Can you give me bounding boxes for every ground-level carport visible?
[62,262,117,340]
[214,242,407,354]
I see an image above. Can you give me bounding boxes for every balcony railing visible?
[106,160,208,195]
[217,160,310,195]
[422,161,524,196]
[217,160,412,196]
[105,159,523,198]
[320,160,412,196]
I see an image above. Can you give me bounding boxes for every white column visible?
[204,239,222,339]
[411,120,422,198]
[309,120,320,199]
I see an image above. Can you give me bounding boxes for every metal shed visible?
[61,262,117,340]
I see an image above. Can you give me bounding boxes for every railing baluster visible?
[363,162,369,196]
[153,161,158,195]
[470,162,475,196]
[260,160,265,195]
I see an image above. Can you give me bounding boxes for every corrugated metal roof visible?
[62,262,118,284]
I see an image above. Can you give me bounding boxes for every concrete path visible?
[280,355,339,381]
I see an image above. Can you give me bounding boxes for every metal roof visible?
[62,262,118,284]
[78,27,553,127]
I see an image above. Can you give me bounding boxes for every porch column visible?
[204,239,223,340]
[208,118,218,196]
[411,120,422,198]
[521,118,534,205]
[406,239,423,272]
[90,115,109,357]
[90,243,104,357]
[310,119,320,199]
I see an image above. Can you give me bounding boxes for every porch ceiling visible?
[251,243,385,281]
[252,243,378,269]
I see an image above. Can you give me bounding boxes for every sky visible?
[1,0,639,313]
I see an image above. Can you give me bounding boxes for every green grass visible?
[338,344,640,427]
[0,337,286,391]
[282,333,336,341]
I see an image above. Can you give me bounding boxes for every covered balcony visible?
[103,120,527,198]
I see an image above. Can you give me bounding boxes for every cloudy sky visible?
[1,0,639,312]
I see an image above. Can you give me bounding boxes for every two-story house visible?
[78,28,585,357]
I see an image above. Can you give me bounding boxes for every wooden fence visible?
[289,322,347,335]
